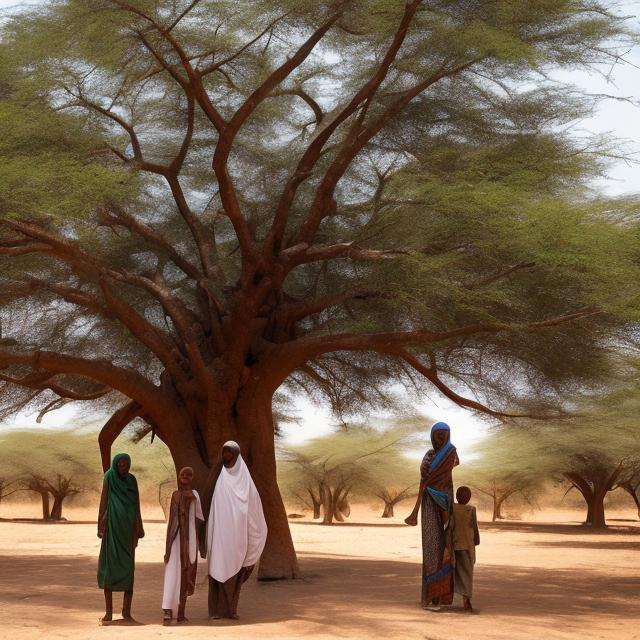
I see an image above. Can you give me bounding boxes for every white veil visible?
[206,442,268,582]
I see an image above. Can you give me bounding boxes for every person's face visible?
[116,457,130,477]
[178,467,193,489]
[432,429,448,449]
[222,447,239,468]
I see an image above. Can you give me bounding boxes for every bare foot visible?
[177,616,188,624]
[229,614,240,620]
[100,613,113,625]
[404,515,418,526]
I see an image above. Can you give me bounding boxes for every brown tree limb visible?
[464,262,537,290]
[296,57,484,246]
[99,400,143,472]
[0,349,165,415]
[265,0,425,256]
[100,205,202,281]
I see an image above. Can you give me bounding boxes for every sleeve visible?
[164,492,179,561]
[97,480,108,538]
[472,506,480,546]
[133,476,145,542]
[193,490,205,522]
[200,459,223,523]
[193,490,207,558]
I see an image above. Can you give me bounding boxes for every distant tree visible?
[456,428,543,522]
[461,391,640,529]
[47,473,83,520]
[370,454,417,518]
[554,383,640,528]
[0,427,175,519]
[282,427,415,523]
[0,476,21,509]
[24,475,52,520]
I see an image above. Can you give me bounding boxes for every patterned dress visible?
[420,440,459,606]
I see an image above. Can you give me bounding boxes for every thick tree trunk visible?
[585,501,594,525]
[236,385,299,579]
[143,379,299,579]
[39,491,51,520]
[564,472,608,529]
[50,494,65,520]
[589,490,607,529]
[307,489,322,519]
[332,488,347,523]
[382,502,394,518]
[492,495,505,522]
[321,486,336,525]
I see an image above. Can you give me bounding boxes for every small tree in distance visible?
[281,426,417,523]
[0,476,22,513]
[455,428,543,522]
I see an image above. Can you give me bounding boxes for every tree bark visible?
[26,478,51,520]
[564,472,609,529]
[234,383,299,579]
[321,485,335,525]
[37,490,51,520]
[492,495,506,522]
[307,488,322,519]
[50,494,65,520]
[589,490,607,529]
[382,502,394,518]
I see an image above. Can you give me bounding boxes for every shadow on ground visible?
[480,520,640,536]
[0,551,636,633]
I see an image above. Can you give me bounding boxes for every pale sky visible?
[1,0,639,454]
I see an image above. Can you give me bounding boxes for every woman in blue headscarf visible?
[405,422,459,610]
[97,453,144,623]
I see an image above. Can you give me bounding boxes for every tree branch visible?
[99,400,142,472]
[264,0,425,257]
[0,349,164,413]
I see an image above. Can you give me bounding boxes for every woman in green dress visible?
[97,453,144,623]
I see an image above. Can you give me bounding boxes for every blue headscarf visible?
[428,422,453,473]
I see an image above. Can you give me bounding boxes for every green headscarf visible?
[97,453,139,591]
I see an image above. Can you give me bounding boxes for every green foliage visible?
[0,427,175,505]
[0,0,639,424]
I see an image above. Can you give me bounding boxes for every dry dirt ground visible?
[0,505,638,640]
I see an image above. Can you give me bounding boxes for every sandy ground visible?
[0,505,639,640]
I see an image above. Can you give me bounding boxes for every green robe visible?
[97,454,144,591]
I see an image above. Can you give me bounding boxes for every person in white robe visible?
[205,441,267,620]
[162,466,204,624]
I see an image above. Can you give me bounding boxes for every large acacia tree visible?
[1,1,640,577]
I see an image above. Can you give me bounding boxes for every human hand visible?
[404,515,418,526]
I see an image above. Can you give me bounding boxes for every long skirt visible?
[162,533,184,614]
[454,550,474,597]
[208,568,251,618]
[421,492,454,606]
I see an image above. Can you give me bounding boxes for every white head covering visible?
[206,442,268,582]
